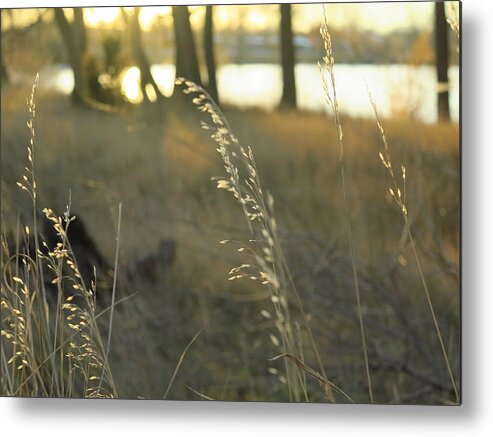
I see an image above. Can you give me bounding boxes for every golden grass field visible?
[1,74,459,403]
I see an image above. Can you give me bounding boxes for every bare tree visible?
[172,6,201,86]
[1,10,9,86]
[1,9,48,87]
[73,8,87,54]
[434,2,450,121]
[53,8,89,104]
[204,5,218,103]
[279,4,297,109]
[1,56,8,86]
[1,25,8,86]
[123,7,164,103]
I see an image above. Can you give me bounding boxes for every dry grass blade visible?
[185,384,215,401]
[270,353,354,403]
[163,327,203,400]
[97,202,122,395]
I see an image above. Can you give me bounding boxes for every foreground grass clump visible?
[1,78,117,398]
[1,209,118,398]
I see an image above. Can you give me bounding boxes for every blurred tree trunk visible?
[1,45,8,86]
[73,8,87,53]
[279,4,297,109]
[434,2,450,121]
[236,10,246,65]
[53,8,88,104]
[172,6,201,86]
[0,11,8,86]
[127,7,164,103]
[204,5,218,103]
[1,9,48,88]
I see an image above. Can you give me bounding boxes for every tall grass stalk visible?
[175,78,304,401]
[447,1,460,37]
[319,11,374,403]
[18,74,58,389]
[367,91,459,404]
[98,202,122,394]
[176,78,345,402]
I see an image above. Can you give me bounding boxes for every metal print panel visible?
[0,1,461,404]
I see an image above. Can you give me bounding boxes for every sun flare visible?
[84,7,121,27]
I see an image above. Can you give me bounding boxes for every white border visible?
[2,1,492,436]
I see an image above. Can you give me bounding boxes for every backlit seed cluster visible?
[176,78,299,390]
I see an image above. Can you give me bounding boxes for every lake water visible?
[38,63,459,123]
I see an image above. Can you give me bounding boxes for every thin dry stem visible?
[367,89,459,404]
[319,9,374,403]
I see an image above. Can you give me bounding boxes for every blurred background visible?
[1,2,460,404]
[2,2,459,121]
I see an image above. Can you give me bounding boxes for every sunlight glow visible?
[80,3,433,34]
[246,9,270,31]
[144,83,158,103]
[139,6,171,30]
[84,7,121,27]
[121,66,142,104]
